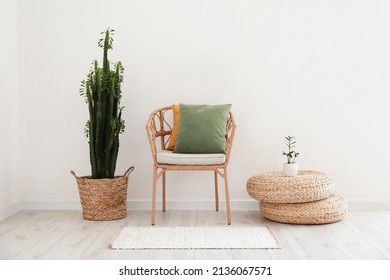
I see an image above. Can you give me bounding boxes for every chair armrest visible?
[146,106,173,164]
[224,112,237,166]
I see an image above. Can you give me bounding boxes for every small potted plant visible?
[70,28,134,221]
[282,135,299,176]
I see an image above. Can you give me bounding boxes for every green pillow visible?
[173,104,232,154]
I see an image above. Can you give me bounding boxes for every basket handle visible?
[124,166,135,177]
[70,170,78,179]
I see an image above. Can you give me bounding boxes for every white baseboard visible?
[346,199,390,210]
[22,201,82,210]
[20,200,258,211]
[126,200,260,210]
[0,202,23,222]
[2,199,389,221]
[17,199,390,211]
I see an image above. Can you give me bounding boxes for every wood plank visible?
[284,224,348,259]
[80,211,145,260]
[9,211,81,259]
[360,210,390,235]
[342,212,390,259]
[319,220,386,259]
[248,210,309,260]
[377,210,390,234]
[163,210,198,226]
[195,210,226,226]
[0,211,72,259]
[0,211,40,236]
[43,215,113,259]
[0,211,60,238]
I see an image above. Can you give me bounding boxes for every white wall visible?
[15,0,390,209]
[0,0,21,215]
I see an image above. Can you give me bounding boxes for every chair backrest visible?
[146,106,236,165]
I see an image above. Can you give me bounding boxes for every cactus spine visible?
[80,29,125,179]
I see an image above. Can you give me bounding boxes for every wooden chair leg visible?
[151,166,158,225]
[214,170,219,212]
[162,171,166,212]
[223,168,231,225]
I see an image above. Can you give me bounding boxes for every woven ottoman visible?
[247,170,335,203]
[260,194,348,224]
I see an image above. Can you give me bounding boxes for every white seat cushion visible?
[156,150,226,165]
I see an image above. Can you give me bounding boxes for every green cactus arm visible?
[95,68,103,177]
[100,30,112,176]
[100,78,107,149]
[90,62,97,103]
[109,110,125,177]
[103,29,111,74]
[85,81,97,178]
[103,77,116,178]
[104,134,114,178]
[109,134,119,178]
[113,62,123,118]
[89,122,97,178]
[104,135,114,178]
[108,75,115,118]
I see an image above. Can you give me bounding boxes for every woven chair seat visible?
[247,170,335,203]
[260,194,348,225]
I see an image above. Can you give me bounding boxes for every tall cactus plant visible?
[80,29,125,179]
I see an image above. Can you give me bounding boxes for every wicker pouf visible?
[247,170,335,203]
[260,194,348,225]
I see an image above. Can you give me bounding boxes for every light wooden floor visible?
[0,210,389,260]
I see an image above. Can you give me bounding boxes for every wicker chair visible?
[146,106,236,225]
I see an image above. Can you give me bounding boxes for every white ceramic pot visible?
[283,162,299,177]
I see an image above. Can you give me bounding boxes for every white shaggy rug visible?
[110,226,280,250]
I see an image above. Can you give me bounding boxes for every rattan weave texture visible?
[247,170,335,203]
[260,194,348,225]
[71,167,134,221]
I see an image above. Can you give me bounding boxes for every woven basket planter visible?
[247,170,335,203]
[260,194,348,225]
[71,167,134,221]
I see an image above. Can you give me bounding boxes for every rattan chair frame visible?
[146,105,236,225]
